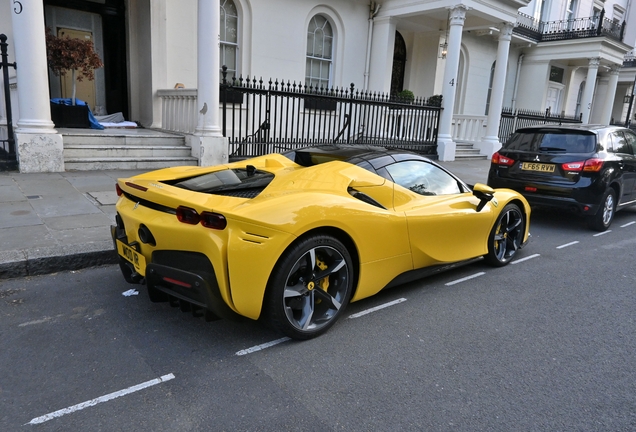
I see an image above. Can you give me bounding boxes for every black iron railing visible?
[221,67,442,159]
[514,10,625,43]
[0,34,17,171]
[498,107,583,143]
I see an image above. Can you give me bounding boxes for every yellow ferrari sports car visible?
[112,145,531,339]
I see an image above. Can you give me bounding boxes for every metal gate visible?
[0,34,17,171]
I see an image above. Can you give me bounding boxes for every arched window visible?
[220,0,239,78]
[305,15,333,89]
[390,32,407,96]
[485,61,495,115]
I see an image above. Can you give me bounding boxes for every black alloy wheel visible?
[265,235,353,340]
[587,188,616,231]
[484,203,525,267]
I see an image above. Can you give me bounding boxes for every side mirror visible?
[472,183,495,212]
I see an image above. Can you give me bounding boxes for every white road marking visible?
[235,337,290,356]
[26,373,175,425]
[556,241,579,249]
[445,272,485,286]
[348,298,407,319]
[19,317,53,327]
[593,230,612,237]
[621,221,636,228]
[511,253,540,264]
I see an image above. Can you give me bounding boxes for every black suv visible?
[488,124,636,231]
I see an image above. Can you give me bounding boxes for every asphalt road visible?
[2,207,636,431]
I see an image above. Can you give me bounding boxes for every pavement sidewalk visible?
[0,158,492,280]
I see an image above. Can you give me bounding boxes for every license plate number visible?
[521,162,555,172]
[117,240,146,274]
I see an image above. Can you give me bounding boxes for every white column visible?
[580,58,600,124]
[437,5,468,161]
[599,64,620,125]
[10,0,64,172]
[188,0,228,166]
[367,16,396,94]
[480,23,514,158]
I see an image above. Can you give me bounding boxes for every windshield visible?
[504,131,596,153]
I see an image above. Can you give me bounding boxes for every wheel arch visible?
[264,226,361,302]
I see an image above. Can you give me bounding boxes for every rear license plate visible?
[521,162,555,173]
[116,239,146,274]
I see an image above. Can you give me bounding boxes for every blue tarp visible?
[50,98,104,130]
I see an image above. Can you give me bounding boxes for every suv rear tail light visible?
[561,158,604,172]
[492,152,515,166]
[176,206,201,225]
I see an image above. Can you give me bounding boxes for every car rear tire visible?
[484,204,525,267]
[587,188,616,231]
[265,235,353,340]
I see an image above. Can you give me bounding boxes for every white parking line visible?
[621,221,636,228]
[235,337,290,356]
[445,272,485,286]
[26,373,175,425]
[511,253,540,264]
[556,241,579,249]
[348,298,407,319]
[593,230,612,237]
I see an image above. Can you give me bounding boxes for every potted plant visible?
[396,89,415,103]
[45,29,103,128]
[45,29,103,106]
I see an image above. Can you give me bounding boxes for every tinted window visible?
[504,131,595,153]
[624,130,636,154]
[385,161,461,196]
[609,132,633,155]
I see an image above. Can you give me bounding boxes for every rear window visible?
[163,168,274,194]
[504,131,596,153]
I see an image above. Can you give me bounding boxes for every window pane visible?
[306,33,314,56]
[226,16,238,43]
[220,9,226,41]
[323,37,333,60]
[222,0,238,16]
[386,161,461,196]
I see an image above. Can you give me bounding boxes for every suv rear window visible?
[504,130,596,153]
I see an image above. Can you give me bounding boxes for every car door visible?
[609,131,636,203]
[384,160,495,269]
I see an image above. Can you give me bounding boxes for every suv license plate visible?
[521,162,555,172]
[117,239,146,274]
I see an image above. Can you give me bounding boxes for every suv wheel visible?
[587,188,616,231]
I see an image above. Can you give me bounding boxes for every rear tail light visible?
[176,206,201,225]
[492,152,515,166]
[116,183,123,196]
[201,212,227,230]
[176,206,227,230]
[583,158,604,172]
[561,158,604,172]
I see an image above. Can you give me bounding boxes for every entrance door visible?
[58,28,97,111]
[546,85,562,115]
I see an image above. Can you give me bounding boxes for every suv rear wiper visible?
[539,147,566,152]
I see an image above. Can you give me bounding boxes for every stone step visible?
[64,157,198,171]
[62,134,186,146]
[64,145,192,159]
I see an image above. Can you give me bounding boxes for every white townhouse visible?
[0,0,634,172]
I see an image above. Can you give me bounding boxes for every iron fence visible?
[0,34,17,171]
[220,68,442,159]
[513,9,625,43]
[498,107,583,143]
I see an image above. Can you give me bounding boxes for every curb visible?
[0,240,118,280]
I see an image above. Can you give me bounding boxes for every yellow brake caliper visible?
[314,257,329,303]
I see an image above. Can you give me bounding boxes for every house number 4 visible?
[13,0,23,14]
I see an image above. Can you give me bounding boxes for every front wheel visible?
[265,235,354,340]
[484,203,525,267]
[587,188,615,231]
